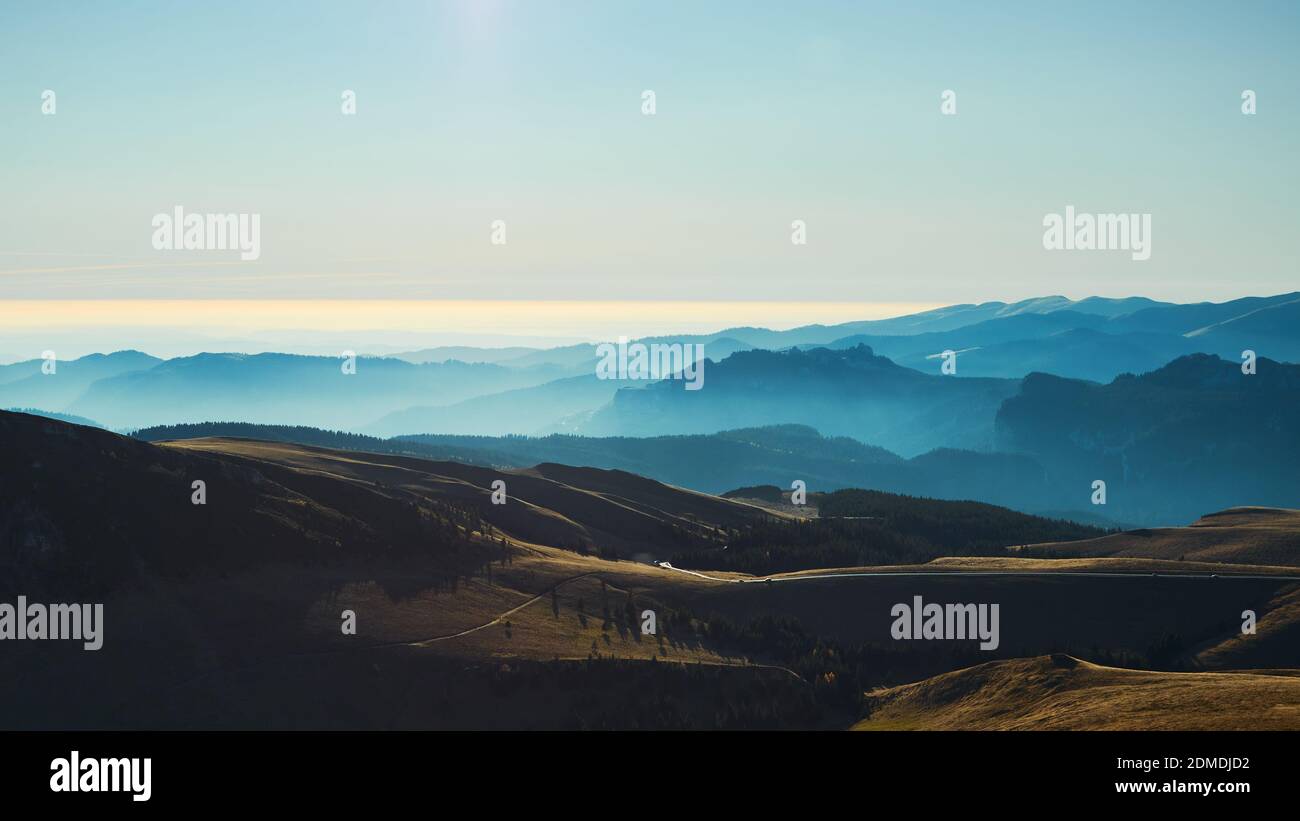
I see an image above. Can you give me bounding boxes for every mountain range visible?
[5,292,1298,526]
[133,344,1299,530]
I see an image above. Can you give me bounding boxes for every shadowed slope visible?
[167,437,783,559]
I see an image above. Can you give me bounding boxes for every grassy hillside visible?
[0,412,501,599]
[131,421,1111,526]
[1017,507,1300,567]
[855,654,1300,730]
[8,410,1300,730]
[669,490,1104,575]
[167,437,781,560]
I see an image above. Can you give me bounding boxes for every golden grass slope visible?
[855,654,1300,730]
[1014,506,1300,567]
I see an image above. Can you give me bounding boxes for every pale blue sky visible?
[1,0,1297,310]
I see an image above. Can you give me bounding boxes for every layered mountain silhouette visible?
[62,352,565,429]
[5,293,1295,440]
[651,295,1174,347]
[0,350,160,411]
[811,293,1300,380]
[2,293,1295,528]
[996,353,1300,524]
[134,350,1299,526]
[577,344,1019,455]
[140,421,1065,519]
[364,373,633,437]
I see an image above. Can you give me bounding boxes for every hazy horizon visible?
[1,291,1293,363]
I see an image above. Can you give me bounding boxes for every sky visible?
[1,0,1297,348]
